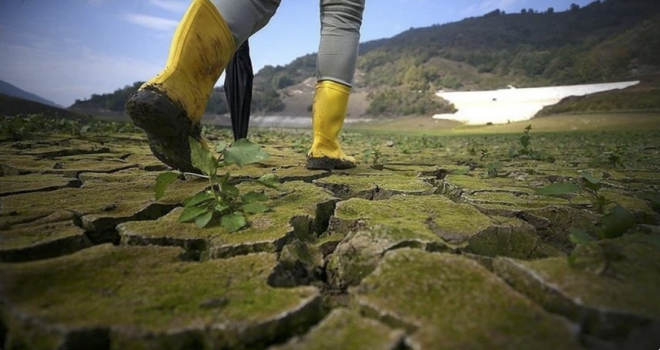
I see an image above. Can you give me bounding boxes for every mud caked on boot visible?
[306,81,357,170]
[125,0,234,173]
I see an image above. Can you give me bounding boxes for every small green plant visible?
[155,137,279,231]
[363,146,385,170]
[1,117,30,141]
[519,124,533,155]
[479,148,489,161]
[534,171,637,252]
[467,141,479,156]
[481,162,501,178]
[292,136,309,154]
[535,170,614,214]
[603,144,626,168]
[578,171,613,214]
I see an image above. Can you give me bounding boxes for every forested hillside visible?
[71,0,660,117]
[71,82,232,116]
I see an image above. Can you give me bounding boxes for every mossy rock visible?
[268,240,325,288]
[465,215,564,260]
[0,245,322,350]
[314,173,434,200]
[326,226,430,289]
[314,233,346,257]
[0,220,92,262]
[352,249,582,350]
[118,181,338,259]
[329,195,491,245]
[328,195,557,266]
[493,236,660,342]
[270,308,404,350]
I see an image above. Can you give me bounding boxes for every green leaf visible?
[242,191,269,203]
[154,171,179,200]
[195,211,213,228]
[215,140,227,152]
[179,205,209,223]
[189,136,216,175]
[580,170,602,185]
[223,139,270,167]
[242,202,269,214]
[599,205,636,239]
[221,183,240,197]
[363,149,373,162]
[217,171,230,185]
[215,201,230,213]
[221,212,247,232]
[534,182,581,196]
[184,191,214,207]
[569,228,593,245]
[257,173,280,189]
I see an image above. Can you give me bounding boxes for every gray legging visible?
[211,0,365,86]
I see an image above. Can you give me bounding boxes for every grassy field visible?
[347,112,660,135]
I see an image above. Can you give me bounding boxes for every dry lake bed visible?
[1,115,659,349]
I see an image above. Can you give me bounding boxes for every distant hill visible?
[72,0,660,118]
[0,94,90,121]
[535,73,660,117]
[0,80,61,108]
[69,81,231,117]
[257,0,660,116]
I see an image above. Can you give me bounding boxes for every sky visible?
[0,0,595,107]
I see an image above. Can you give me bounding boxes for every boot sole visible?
[306,156,356,170]
[125,89,202,173]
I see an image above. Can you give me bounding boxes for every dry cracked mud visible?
[1,128,659,349]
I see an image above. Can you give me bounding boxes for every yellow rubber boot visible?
[125,0,235,173]
[306,81,356,170]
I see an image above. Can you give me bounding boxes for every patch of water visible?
[432,81,640,125]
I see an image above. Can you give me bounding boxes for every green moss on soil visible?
[272,308,403,350]
[0,153,138,174]
[0,174,78,196]
[602,189,657,217]
[353,249,582,350]
[315,173,433,197]
[0,173,207,229]
[333,195,492,241]
[0,245,319,346]
[271,166,330,182]
[464,191,570,208]
[444,174,533,194]
[118,181,336,249]
[494,237,660,320]
[0,221,86,251]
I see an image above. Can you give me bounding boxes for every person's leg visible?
[212,0,281,46]
[126,0,279,173]
[307,0,365,170]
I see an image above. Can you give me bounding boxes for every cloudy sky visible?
[0,0,594,107]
